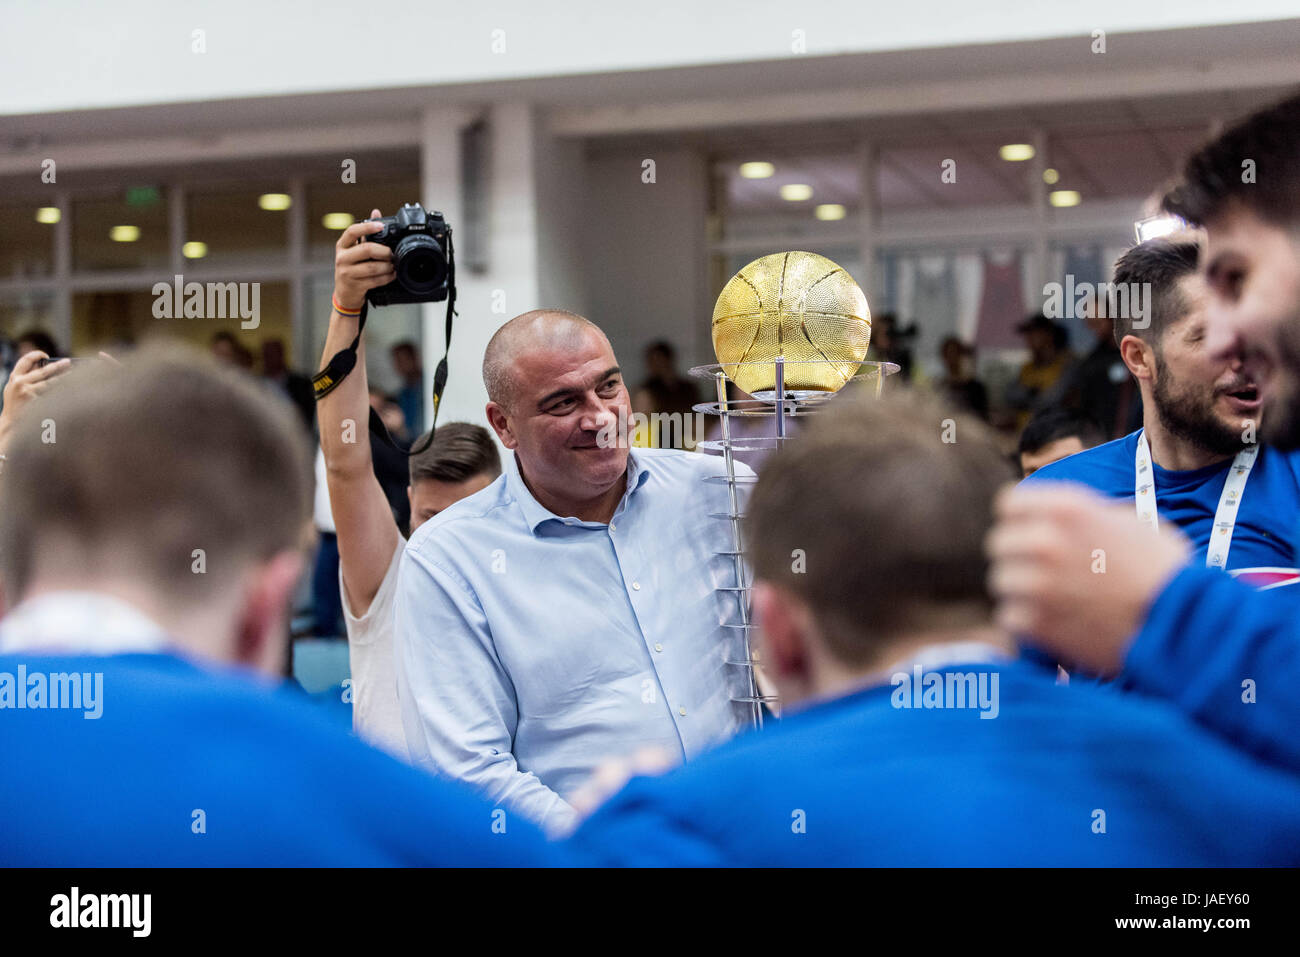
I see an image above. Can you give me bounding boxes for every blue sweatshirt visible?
[0,652,560,866]
[1024,431,1300,585]
[566,657,1300,866]
[1121,563,1300,774]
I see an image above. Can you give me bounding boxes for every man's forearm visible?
[1123,564,1300,773]
[317,309,373,478]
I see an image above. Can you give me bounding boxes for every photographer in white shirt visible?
[317,209,500,758]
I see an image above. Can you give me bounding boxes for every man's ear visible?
[751,581,810,682]
[1119,334,1156,383]
[485,402,517,450]
[234,549,305,677]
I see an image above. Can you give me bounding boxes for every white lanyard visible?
[1134,429,1258,569]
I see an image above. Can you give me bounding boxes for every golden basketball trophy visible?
[692,251,898,728]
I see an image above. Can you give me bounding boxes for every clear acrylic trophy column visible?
[689,357,900,729]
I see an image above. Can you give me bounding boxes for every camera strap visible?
[312,232,456,458]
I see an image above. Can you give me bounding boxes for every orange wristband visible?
[332,295,363,317]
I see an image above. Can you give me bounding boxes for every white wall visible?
[581,147,710,390]
[5,0,1298,114]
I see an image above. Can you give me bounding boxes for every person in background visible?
[633,339,702,449]
[1061,294,1142,439]
[937,336,988,420]
[390,340,425,435]
[0,346,554,865]
[211,330,254,371]
[868,312,914,381]
[368,386,414,533]
[0,348,71,456]
[318,211,502,758]
[987,90,1300,775]
[1005,313,1076,430]
[1020,238,1300,585]
[15,329,61,360]
[261,337,316,432]
[1017,408,1102,477]
[396,308,754,836]
[564,391,1300,866]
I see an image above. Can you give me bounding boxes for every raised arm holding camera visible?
[317,208,499,759]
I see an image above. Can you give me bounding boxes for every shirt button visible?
[678,707,687,716]
[610,522,617,531]
[632,581,641,591]
[655,643,663,652]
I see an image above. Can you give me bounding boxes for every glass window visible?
[0,290,57,348]
[306,177,422,262]
[72,192,169,272]
[0,201,57,280]
[72,282,294,365]
[186,185,290,269]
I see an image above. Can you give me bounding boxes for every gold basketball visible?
[712,251,871,395]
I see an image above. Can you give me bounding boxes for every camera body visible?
[365,204,452,307]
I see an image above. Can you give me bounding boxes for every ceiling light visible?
[109,225,140,242]
[739,161,775,179]
[1043,168,1060,184]
[999,144,1035,162]
[35,207,60,224]
[814,204,846,221]
[258,193,292,211]
[779,183,813,202]
[1049,190,1082,208]
[182,241,208,259]
[321,213,354,230]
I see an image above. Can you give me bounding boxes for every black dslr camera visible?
[365,203,452,307]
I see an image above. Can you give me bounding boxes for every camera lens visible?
[393,234,447,296]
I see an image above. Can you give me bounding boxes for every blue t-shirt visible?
[0,652,562,866]
[566,657,1300,865]
[1024,430,1300,587]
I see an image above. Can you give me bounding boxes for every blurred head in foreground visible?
[745,390,1015,706]
[1163,90,1300,449]
[0,344,312,675]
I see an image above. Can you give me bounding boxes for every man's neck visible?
[808,622,1014,704]
[1141,409,1234,472]
[517,458,628,524]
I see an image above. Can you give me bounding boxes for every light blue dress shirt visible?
[394,446,754,835]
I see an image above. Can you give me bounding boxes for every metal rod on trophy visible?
[774,355,787,440]
[715,370,762,730]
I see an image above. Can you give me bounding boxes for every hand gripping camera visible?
[365,203,453,307]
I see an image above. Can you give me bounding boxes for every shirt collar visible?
[506,449,652,535]
[0,591,172,656]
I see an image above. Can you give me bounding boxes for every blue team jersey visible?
[1024,430,1300,587]
[566,657,1300,866]
[0,652,561,866]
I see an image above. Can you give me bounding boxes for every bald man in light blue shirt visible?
[395,310,754,835]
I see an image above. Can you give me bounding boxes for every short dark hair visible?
[1109,240,1200,348]
[1018,408,1103,456]
[409,421,501,485]
[646,339,675,361]
[0,344,311,602]
[391,341,418,358]
[16,329,60,358]
[1163,90,1300,228]
[745,389,1014,666]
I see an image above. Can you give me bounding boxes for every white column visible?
[420,102,548,431]
[857,138,878,304]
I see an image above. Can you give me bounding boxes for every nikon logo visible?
[152,275,260,329]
